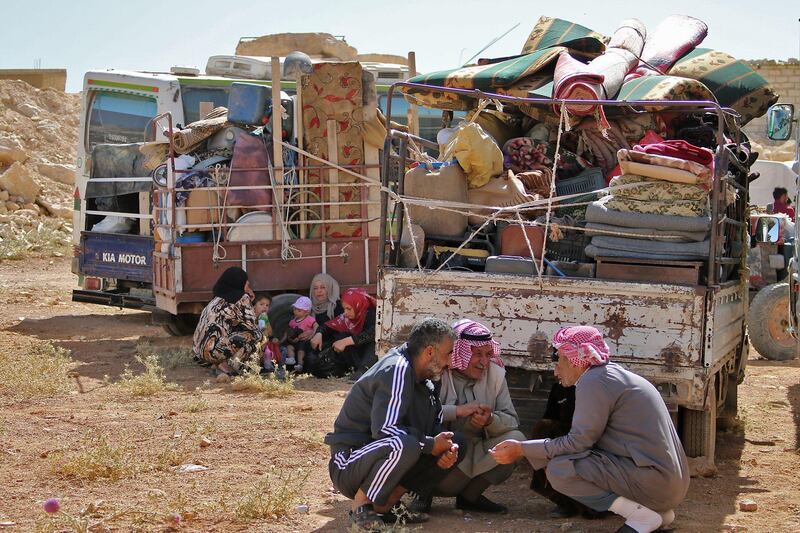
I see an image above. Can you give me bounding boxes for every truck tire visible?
[681,384,717,459]
[162,313,199,337]
[749,283,796,361]
[268,293,304,340]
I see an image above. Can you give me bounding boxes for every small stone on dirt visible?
[739,499,758,512]
[200,437,212,448]
[216,373,231,383]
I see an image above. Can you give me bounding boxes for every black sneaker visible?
[408,493,432,514]
[456,494,508,514]
[381,502,429,524]
[349,504,384,532]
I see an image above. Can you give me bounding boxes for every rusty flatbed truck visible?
[375,83,751,462]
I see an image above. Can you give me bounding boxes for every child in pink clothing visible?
[284,296,318,373]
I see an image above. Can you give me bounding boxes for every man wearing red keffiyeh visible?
[490,326,689,533]
[410,319,525,515]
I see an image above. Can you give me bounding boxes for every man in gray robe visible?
[491,325,689,533]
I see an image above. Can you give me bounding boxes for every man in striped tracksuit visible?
[324,318,468,531]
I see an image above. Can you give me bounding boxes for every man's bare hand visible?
[432,431,454,456]
[436,443,459,469]
[469,405,492,428]
[455,402,482,418]
[489,439,524,464]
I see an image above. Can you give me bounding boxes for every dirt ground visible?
[0,258,798,532]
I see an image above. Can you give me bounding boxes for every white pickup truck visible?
[375,84,752,462]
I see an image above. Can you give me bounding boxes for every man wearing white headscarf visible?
[413,319,525,515]
[491,326,689,533]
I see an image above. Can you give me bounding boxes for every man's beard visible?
[425,360,443,381]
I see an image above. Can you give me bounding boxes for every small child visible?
[253,293,281,372]
[284,296,318,373]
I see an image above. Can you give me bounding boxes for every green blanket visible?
[668,48,779,125]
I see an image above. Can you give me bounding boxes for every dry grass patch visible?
[116,352,179,397]
[234,468,310,520]
[184,397,209,413]
[51,434,138,482]
[230,362,297,397]
[51,430,192,483]
[135,341,193,370]
[0,342,73,401]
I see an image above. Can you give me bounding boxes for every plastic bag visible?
[442,122,503,189]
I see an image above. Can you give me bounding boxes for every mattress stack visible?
[584,140,715,261]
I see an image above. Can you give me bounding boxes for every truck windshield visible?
[181,87,231,124]
[86,91,157,150]
[378,94,464,143]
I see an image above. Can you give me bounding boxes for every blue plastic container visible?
[228,82,270,125]
[176,232,209,244]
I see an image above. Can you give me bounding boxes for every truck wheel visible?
[749,283,796,360]
[162,314,199,337]
[268,293,304,340]
[681,384,717,459]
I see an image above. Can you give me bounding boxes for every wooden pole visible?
[271,57,283,240]
[407,51,419,136]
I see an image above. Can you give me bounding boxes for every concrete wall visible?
[743,61,800,150]
[0,69,66,91]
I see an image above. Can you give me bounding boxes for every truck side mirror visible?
[754,216,783,244]
[767,103,794,141]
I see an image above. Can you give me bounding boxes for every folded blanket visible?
[618,149,712,181]
[633,140,713,168]
[586,196,711,232]
[606,196,709,217]
[618,161,708,187]
[585,243,708,261]
[591,235,710,256]
[585,222,708,243]
[609,174,708,202]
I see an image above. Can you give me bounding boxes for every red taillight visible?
[84,277,101,291]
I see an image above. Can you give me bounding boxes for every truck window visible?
[181,87,230,124]
[86,91,158,151]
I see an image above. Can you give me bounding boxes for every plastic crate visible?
[555,167,605,205]
[546,229,592,262]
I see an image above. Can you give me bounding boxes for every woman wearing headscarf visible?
[490,326,689,533]
[414,319,525,514]
[310,288,377,379]
[192,267,263,376]
[309,273,343,327]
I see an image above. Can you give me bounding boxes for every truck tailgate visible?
[78,232,153,283]
[377,269,706,370]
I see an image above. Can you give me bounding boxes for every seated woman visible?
[310,273,343,327]
[415,319,526,514]
[310,288,376,379]
[192,267,263,376]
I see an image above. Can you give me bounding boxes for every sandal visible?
[349,504,384,532]
[382,501,429,524]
